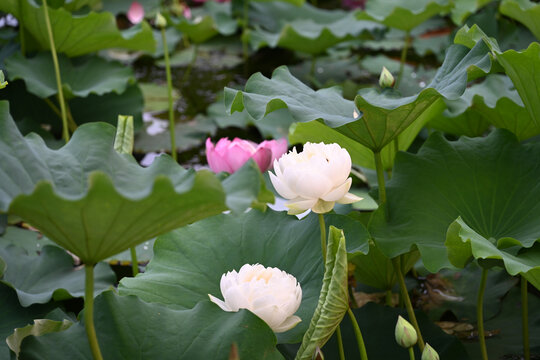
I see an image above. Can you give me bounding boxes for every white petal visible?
[321,178,352,201]
[311,199,335,214]
[285,198,317,214]
[272,315,302,333]
[269,172,297,199]
[208,294,232,312]
[337,192,363,204]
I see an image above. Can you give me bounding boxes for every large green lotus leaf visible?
[450,0,494,25]
[119,210,369,344]
[0,245,115,306]
[455,25,540,129]
[19,291,283,359]
[4,53,135,99]
[446,218,540,290]
[430,74,537,140]
[369,129,540,272]
[248,2,382,55]
[0,283,57,359]
[499,0,540,41]
[0,101,268,264]
[0,226,55,255]
[295,227,348,360]
[226,41,491,152]
[356,0,451,31]
[0,0,155,57]
[7,318,73,358]
[288,97,438,170]
[169,2,237,44]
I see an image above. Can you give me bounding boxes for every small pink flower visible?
[183,5,192,19]
[206,137,288,174]
[127,1,145,24]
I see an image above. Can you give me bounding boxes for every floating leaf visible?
[7,318,73,358]
[370,129,540,272]
[120,210,368,344]
[226,40,491,152]
[0,245,115,306]
[19,291,283,359]
[139,83,181,113]
[4,53,135,99]
[0,226,55,255]
[249,2,382,55]
[356,0,451,32]
[499,0,540,41]
[446,218,540,290]
[0,0,155,56]
[295,226,349,360]
[0,101,269,264]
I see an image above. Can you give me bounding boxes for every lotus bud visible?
[0,70,7,89]
[209,264,302,333]
[206,137,288,174]
[395,315,418,348]
[421,343,440,360]
[155,12,167,28]
[127,1,144,24]
[269,142,362,215]
[379,66,395,88]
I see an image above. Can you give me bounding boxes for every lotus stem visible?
[408,347,415,360]
[182,44,198,82]
[396,31,410,89]
[392,257,425,351]
[318,214,327,263]
[393,137,399,156]
[373,151,387,206]
[161,26,177,161]
[347,308,368,360]
[130,247,139,276]
[477,268,488,360]
[385,290,393,306]
[43,98,77,132]
[42,0,69,143]
[336,325,345,360]
[85,264,103,360]
[521,276,530,360]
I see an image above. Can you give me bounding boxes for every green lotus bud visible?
[379,66,395,88]
[155,12,167,28]
[395,315,418,348]
[421,343,440,360]
[0,70,8,89]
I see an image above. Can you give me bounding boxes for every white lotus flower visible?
[269,142,363,214]
[208,264,302,333]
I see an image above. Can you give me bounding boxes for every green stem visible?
[336,325,346,360]
[347,308,368,360]
[522,276,530,360]
[396,31,410,89]
[182,44,198,83]
[393,137,399,156]
[161,27,177,162]
[373,151,387,205]
[43,98,77,132]
[408,347,415,360]
[84,265,103,360]
[477,268,488,360]
[318,214,327,263]
[42,0,69,143]
[309,56,319,87]
[392,257,425,351]
[130,247,139,276]
[385,290,393,306]
[18,0,26,56]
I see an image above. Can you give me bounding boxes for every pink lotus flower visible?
[206,137,288,174]
[127,1,144,24]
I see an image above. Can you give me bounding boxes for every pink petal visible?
[127,1,144,24]
[206,138,233,173]
[251,147,272,172]
[225,141,254,173]
[259,138,288,164]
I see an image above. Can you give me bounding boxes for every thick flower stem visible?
[318,214,327,262]
[408,347,415,360]
[522,276,530,360]
[347,308,368,360]
[130,247,139,276]
[396,31,411,89]
[477,268,488,360]
[373,151,387,206]
[392,257,425,351]
[336,325,345,360]
[85,264,103,360]
[161,27,177,162]
[42,0,69,143]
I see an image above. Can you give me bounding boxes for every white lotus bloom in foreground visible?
[269,142,363,214]
[208,264,302,333]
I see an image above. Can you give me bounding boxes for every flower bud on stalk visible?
[421,343,440,360]
[379,66,395,88]
[269,142,362,214]
[395,315,418,348]
[154,12,167,28]
[209,264,302,333]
